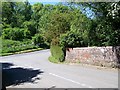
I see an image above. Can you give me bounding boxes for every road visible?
[0,49,118,88]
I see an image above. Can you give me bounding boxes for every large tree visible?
[43,12,70,44]
[72,2,120,46]
[2,2,16,27]
[2,1,32,28]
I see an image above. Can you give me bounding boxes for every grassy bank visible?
[0,38,45,56]
[0,48,43,56]
[48,56,59,63]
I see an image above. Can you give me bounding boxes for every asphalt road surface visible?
[0,49,118,88]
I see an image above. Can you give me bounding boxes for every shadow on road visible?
[1,63,43,89]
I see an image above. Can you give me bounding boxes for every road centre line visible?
[49,73,93,88]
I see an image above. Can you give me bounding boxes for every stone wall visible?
[65,46,120,68]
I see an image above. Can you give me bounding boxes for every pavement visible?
[0,49,118,88]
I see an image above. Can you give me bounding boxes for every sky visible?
[28,0,61,5]
[29,2,58,5]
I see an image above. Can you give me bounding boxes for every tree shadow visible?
[1,62,43,89]
[2,63,14,69]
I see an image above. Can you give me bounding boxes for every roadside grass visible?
[49,56,68,64]
[50,45,65,62]
[48,54,81,64]
[0,48,43,56]
[48,56,60,63]
[0,38,45,56]
[48,56,66,64]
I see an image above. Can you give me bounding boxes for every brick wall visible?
[65,46,120,68]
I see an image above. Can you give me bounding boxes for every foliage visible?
[59,7,90,47]
[2,1,32,28]
[2,2,15,26]
[32,3,43,31]
[60,30,87,48]
[22,21,36,36]
[23,0,33,21]
[32,34,44,47]
[23,29,31,39]
[72,2,120,46]
[41,12,70,44]
[50,45,65,62]
[2,27,31,41]
[1,39,37,53]
[41,12,70,62]
[90,2,120,46]
[49,56,59,63]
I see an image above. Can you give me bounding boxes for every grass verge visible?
[0,48,43,56]
[48,56,61,64]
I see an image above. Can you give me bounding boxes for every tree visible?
[2,1,32,28]
[72,2,120,46]
[2,2,16,27]
[39,8,71,62]
[32,3,43,30]
[32,34,44,46]
[22,20,36,36]
[43,12,70,44]
[2,28,25,41]
[23,0,32,21]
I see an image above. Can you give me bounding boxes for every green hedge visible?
[2,27,32,41]
[50,45,65,62]
[1,39,38,53]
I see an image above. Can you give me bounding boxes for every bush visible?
[24,29,31,39]
[1,39,37,53]
[50,45,65,62]
[32,34,44,46]
[60,30,87,48]
[2,28,32,41]
[49,56,59,63]
[32,34,49,48]
[2,28,25,41]
[22,21,37,36]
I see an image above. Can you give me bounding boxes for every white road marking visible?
[49,73,93,88]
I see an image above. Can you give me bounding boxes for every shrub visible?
[49,56,59,63]
[2,28,33,41]
[32,34,44,46]
[50,45,65,62]
[2,28,25,41]
[1,39,37,53]
[32,34,49,48]
[59,30,87,48]
[24,29,31,39]
[22,21,37,36]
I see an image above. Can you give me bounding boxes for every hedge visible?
[50,45,65,62]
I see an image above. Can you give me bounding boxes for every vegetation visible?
[1,1,120,62]
[73,2,120,46]
[50,45,65,62]
[2,39,37,53]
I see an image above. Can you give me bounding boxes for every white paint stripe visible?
[49,73,93,88]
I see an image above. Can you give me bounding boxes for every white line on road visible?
[49,73,93,88]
